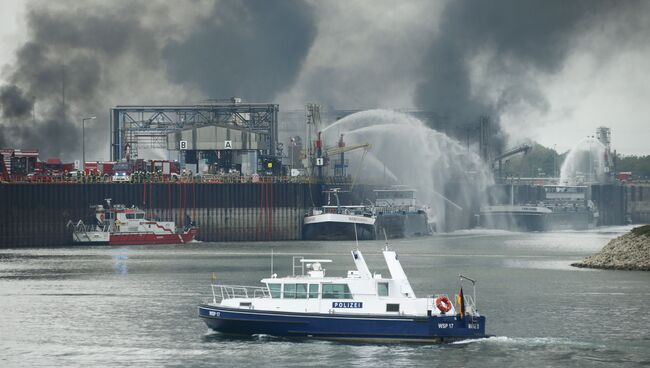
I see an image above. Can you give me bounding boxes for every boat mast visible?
[351,249,372,279]
[381,229,415,297]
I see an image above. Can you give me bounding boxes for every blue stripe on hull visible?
[198,305,487,342]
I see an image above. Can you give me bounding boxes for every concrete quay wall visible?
[0,183,322,247]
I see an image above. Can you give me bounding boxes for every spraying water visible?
[321,110,493,231]
[559,137,608,186]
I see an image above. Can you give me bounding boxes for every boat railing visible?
[66,220,111,233]
[211,284,270,303]
[458,274,480,316]
[461,295,478,315]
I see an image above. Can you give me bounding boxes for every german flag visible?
[457,287,465,319]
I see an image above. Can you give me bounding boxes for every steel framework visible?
[110,103,279,161]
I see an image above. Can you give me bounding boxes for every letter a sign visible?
[224,140,233,150]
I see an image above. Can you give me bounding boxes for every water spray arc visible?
[320,110,493,231]
[559,136,610,186]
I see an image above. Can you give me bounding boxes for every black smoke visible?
[0,1,159,159]
[414,0,643,153]
[0,85,33,118]
[0,0,317,160]
[163,0,316,102]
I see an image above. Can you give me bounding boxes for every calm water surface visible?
[1,227,649,367]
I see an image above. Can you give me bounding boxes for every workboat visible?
[198,246,488,342]
[479,185,599,231]
[542,185,599,230]
[67,199,198,245]
[374,186,433,237]
[303,189,376,240]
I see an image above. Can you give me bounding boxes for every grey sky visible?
[0,0,648,159]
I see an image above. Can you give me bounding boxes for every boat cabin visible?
[374,187,418,211]
[543,185,588,201]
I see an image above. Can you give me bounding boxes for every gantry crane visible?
[312,133,371,186]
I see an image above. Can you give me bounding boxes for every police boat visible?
[198,246,488,342]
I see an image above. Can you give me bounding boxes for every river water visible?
[1,227,649,367]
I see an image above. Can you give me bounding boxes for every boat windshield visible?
[268,283,281,298]
[322,284,352,299]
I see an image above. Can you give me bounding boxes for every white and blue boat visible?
[198,246,488,342]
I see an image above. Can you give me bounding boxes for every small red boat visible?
[68,199,198,245]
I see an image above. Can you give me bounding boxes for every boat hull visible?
[546,211,596,230]
[479,211,548,231]
[303,222,375,241]
[72,228,197,245]
[198,304,487,342]
[109,228,197,245]
[375,211,431,238]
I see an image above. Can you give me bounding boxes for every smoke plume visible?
[163,0,316,102]
[1,0,648,160]
[414,0,647,151]
[0,85,33,118]
[0,0,316,160]
[0,1,162,159]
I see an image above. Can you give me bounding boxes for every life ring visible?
[435,296,452,313]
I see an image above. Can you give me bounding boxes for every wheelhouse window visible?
[296,284,308,299]
[135,213,145,219]
[386,303,400,312]
[268,284,281,298]
[126,213,135,220]
[308,284,319,298]
[378,282,389,297]
[283,283,296,299]
[322,284,352,299]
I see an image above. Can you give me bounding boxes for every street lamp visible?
[82,116,96,172]
[553,144,557,179]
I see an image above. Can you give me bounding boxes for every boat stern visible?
[429,314,487,340]
[182,227,199,243]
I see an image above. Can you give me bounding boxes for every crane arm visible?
[492,144,532,162]
[325,143,371,156]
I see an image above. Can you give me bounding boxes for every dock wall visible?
[1,182,641,248]
[591,184,627,226]
[0,183,322,247]
[627,184,650,224]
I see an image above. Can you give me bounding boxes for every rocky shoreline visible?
[572,225,650,271]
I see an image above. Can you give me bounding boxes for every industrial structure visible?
[1,102,644,247]
[109,100,279,166]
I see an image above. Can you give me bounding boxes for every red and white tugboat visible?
[68,199,198,245]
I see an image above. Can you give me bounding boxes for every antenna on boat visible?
[383,228,390,251]
[271,248,274,277]
[354,223,359,249]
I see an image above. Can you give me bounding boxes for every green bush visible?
[631,225,650,237]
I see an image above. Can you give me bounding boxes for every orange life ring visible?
[435,296,452,313]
